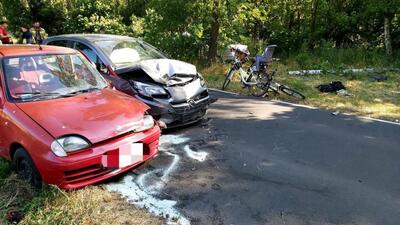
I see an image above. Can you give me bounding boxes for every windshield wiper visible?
[14,92,63,97]
[66,87,102,95]
[13,92,73,101]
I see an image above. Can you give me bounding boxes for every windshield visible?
[3,53,108,102]
[94,38,166,67]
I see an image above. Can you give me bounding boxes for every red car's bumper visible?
[38,126,160,189]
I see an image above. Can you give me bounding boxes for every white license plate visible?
[102,143,143,169]
[119,143,143,168]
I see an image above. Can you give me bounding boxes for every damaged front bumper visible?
[136,91,211,128]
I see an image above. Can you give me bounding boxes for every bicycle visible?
[222,44,305,100]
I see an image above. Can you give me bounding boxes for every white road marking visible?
[209,88,239,95]
[270,100,318,109]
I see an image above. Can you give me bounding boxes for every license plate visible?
[102,143,143,169]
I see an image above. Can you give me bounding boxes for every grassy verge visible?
[201,63,400,121]
[0,159,162,225]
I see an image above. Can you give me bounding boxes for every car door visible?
[0,72,8,157]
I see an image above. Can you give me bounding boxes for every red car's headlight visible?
[50,136,91,157]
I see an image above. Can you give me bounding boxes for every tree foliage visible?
[0,0,399,60]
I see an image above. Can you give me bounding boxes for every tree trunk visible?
[384,16,393,56]
[208,0,220,63]
[309,0,319,48]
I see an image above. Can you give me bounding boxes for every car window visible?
[75,42,98,64]
[3,54,108,102]
[47,40,69,47]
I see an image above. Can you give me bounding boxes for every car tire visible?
[12,148,42,188]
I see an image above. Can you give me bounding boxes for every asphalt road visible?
[109,90,400,225]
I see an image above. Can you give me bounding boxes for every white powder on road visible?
[107,175,190,225]
[184,145,208,162]
[106,134,209,225]
[160,135,190,145]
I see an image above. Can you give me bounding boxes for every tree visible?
[208,0,220,62]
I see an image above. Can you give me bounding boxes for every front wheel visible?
[279,85,306,99]
[12,148,42,188]
[222,68,235,90]
[247,73,271,97]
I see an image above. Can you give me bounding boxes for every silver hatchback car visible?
[43,34,212,128]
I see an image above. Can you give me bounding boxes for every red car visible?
[0,45,160,189]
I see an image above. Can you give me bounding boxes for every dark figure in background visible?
[0,21,13,44]
[20,25,33,44]
[30,21,48,44]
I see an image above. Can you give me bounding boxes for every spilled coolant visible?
[106,134,208,225]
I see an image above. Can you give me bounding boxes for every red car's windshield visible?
[3,53,108,102]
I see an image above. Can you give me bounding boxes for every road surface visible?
[108,90,400,225]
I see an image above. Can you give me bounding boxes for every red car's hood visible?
[16,88,149,143]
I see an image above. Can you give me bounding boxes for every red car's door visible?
[0,77,7,158]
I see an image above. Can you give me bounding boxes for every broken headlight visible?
[134,81,168,98]
[134,115,155,132]
[197,73,207,87]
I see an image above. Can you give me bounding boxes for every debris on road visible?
[211,183,222,191]
[331,111,340,116]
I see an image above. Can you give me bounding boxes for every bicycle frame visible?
[228,59,259,86]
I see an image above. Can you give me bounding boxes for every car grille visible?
[64,164,115,184]
[63,140,159,184]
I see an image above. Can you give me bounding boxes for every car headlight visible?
[50,136,91,157]
[134,82,167,98]
[134,115,155,132]
[197,73,207,87]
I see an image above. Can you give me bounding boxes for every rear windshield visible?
[3,53,108,102]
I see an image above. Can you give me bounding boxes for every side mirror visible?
[96,63,109,74]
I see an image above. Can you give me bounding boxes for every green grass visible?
[0,159,11,180]
[201,62,400,121]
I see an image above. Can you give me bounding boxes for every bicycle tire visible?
[247,73,271,97]
[280,85,306,99]
[222,68,234,90]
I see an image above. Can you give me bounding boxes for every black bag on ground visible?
[317,81,345,93]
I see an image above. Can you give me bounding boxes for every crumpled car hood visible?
[137,59,198,85]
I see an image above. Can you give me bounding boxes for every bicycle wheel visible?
[247,72,271,97]
[279,85,306,99]
[222,68,235,90]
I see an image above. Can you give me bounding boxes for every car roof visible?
[0,44,77,57]
[47,34,138,42]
